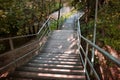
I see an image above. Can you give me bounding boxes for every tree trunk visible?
[57,0,62,29]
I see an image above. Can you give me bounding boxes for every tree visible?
[57,0,62,29]
[0,0,61,37]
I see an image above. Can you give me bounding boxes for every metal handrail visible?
[37,17,51,34]
[0,17,56,41]
[0,17,57,71]
[0,34,37,41]
[77,13,120,80]
[80,35,120,65]
[0,45,39,71]
[0,17,57,50]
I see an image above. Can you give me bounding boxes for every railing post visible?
[9,38,14,50]
[57,0,61,29]
[9,38,17,68]
[84,43,89,71]
[74,17,76,30]
[91,0,99,75]
[91,0,98,66]
[46,22,50,36]
[48,20,51,33]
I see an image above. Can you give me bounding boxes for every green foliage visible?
[80,19,94,41]
[70,0,85,10]
[0,0,61,37]
[50,16,65,30]
[79,0,120,51]
[49,9,77,31]
[50,21,58,30]
[0,0,62,54]
[97,0,120,51]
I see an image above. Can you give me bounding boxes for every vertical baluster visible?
[9,38,14,50]
[55,20,57,30]
[84,43,89,71]
[91,0,98,76]
[9,38,16,68]
[84,43,90,80]
[91,0,98,65]
[46,22,49,36]
[74,17,76,30]
[48,20,51,33]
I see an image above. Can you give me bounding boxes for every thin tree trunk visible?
[57,0,61,29]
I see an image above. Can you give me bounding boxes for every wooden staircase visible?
[8,30,85,80]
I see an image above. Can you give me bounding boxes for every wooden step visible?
[24,63,83,70]
[35,55,80,59]
[34,58,80,62]
[10,71,85,80]
[29,60,81,66]
[31,59,81,65]
[7,30,85,80]
[35,53,79,58]
[36,52,79,57]
[16,66,85,75]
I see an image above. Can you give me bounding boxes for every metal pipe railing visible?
[77,31,90,80]
[81,35,120,66]
[0,17,56,50]
[91,0,99,66]
[77,13,120,80]
[0,44,39,71]
[0,17,57,72]
[80,45,100,80]
[0,34,37,41]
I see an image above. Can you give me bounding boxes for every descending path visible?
[9,12,85,80]
[50,7,72,20]
[61,12,83,30]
